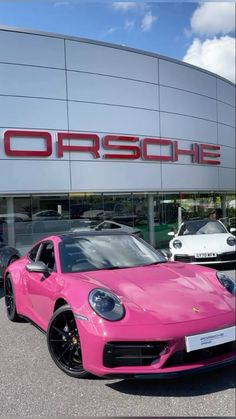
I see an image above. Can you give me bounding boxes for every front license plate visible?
[195,253,217,258]
[185,326,236,352]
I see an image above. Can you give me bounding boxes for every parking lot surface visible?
[0,267,235,417]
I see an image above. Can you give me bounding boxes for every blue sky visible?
[0,1,235,82]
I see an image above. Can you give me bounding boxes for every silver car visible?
[71,219,144,239]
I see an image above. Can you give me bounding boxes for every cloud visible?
[190,2,235,35]
[141,10,157,32]
[124,19,135,31]
[107,27,118,34]
[183,36,235,83]
[112,2,138,12]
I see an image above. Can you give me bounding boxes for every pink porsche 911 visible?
[4,231,236,379]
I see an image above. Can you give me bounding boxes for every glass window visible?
[59,234,165,273]
[28,243,41,262]
[31,195,70,242]
[103,193,134,226]
[37,241,56,271]
[178,220,227,236]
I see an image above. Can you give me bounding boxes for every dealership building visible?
[0,27,235,253]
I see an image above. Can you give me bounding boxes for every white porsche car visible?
[168,219,236,265]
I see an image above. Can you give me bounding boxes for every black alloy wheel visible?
[5,275,20,322]
[47,305,90,378]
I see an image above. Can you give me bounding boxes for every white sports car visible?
[168,219,236,265]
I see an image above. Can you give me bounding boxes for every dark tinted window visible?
[28,243,41,262]
[38,242,56,271]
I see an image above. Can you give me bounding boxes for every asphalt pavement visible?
[0,267,235,417]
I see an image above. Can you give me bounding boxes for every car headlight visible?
[216,272,236,296]
[89,288,125,321]
[173,239,182,249]
[227,236,236,246]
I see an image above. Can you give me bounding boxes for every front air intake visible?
[103,341,167,368]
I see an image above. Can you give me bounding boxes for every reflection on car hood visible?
[171,233,235,252]
[81,263,235,324]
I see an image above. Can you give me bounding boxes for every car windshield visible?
[178,220,227,236]
[59,234,165,273]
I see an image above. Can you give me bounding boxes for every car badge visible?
[192,307,200,313]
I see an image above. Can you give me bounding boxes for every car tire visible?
[4,275,21,322]
[47,305,90,378]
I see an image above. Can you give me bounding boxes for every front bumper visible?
[103,356,236,379]
[75,314,236,378]
[172,251,236,264]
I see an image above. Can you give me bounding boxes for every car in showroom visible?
[0,240,20,281]
[72,219,144,239]
[4,231,235,379]
[168,219,236,265]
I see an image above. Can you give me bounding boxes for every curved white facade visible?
[0,27,235,195]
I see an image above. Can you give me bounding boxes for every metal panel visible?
[0,96,68,130]
[217,101,235,127]
[217,79,235,107]
[0,63,66,99]
[65,40,158,83]
[0,30,65,68]
[219,168,236,190]
[220,146,236,169]
[0,160,71,193]
[68,102,159,136]
[70,161,162,192]
[161,164,219,190]
[160,86,217,121]
[159,59,216,98]
[218,123,235,148]
[67,71,158,110]
[160,112,217,143]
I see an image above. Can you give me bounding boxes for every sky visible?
[0,1,235,82]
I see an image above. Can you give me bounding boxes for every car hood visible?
[170,233,235,252]
[81,263,235,324]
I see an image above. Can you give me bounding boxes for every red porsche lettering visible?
[2,129,221,165]
[142,138,173,161]
[4,130,52,157]
[199,144,221,165]
[103,135,140,159]
[57,132,100,158]
[173,141,199,163]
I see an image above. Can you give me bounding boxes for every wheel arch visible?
[54,298,69,312]
[7,254,20,266]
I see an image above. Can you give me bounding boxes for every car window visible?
[59,234,165,273]
[101,222,112,229]
[37,241,56,271]
[28,243,41,262]
[179,220,227,236]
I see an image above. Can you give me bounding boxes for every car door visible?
[24,240,58,330]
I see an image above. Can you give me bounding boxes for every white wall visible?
[0,28,235,194]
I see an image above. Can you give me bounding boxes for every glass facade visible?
[1,192,235,255]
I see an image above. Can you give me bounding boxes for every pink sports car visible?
[4,231,236,379]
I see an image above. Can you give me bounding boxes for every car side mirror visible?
[26,261,50,278]
[229,227,236,233]
[168,231,175,237]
